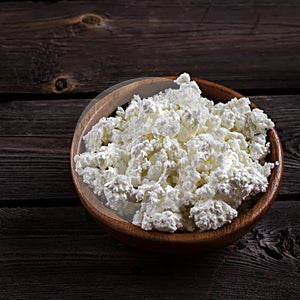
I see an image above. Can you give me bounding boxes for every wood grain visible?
[0,94,299,203]
[1,0,300,94]
[0,201,299,299]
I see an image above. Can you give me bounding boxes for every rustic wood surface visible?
[1,0,300,94]
[0,0,299,299]
[0,202,299,299]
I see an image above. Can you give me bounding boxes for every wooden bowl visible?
[70,77,284,254]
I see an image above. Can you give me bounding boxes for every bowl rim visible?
[70,76,284,246]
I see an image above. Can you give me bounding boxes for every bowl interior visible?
[70,77,283,253]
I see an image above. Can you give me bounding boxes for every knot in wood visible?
[81,14,102,28]
[55,77,68,92]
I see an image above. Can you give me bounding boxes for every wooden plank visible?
[252,95,300,198]
[0,201,299,299]
[0,95,299,202]
[1,0,300,94]
[0,99,88,136]
[0,99,86,202]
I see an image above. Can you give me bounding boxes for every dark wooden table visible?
[1,1,299,299]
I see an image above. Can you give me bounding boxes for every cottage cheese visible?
[74,73,276,233]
